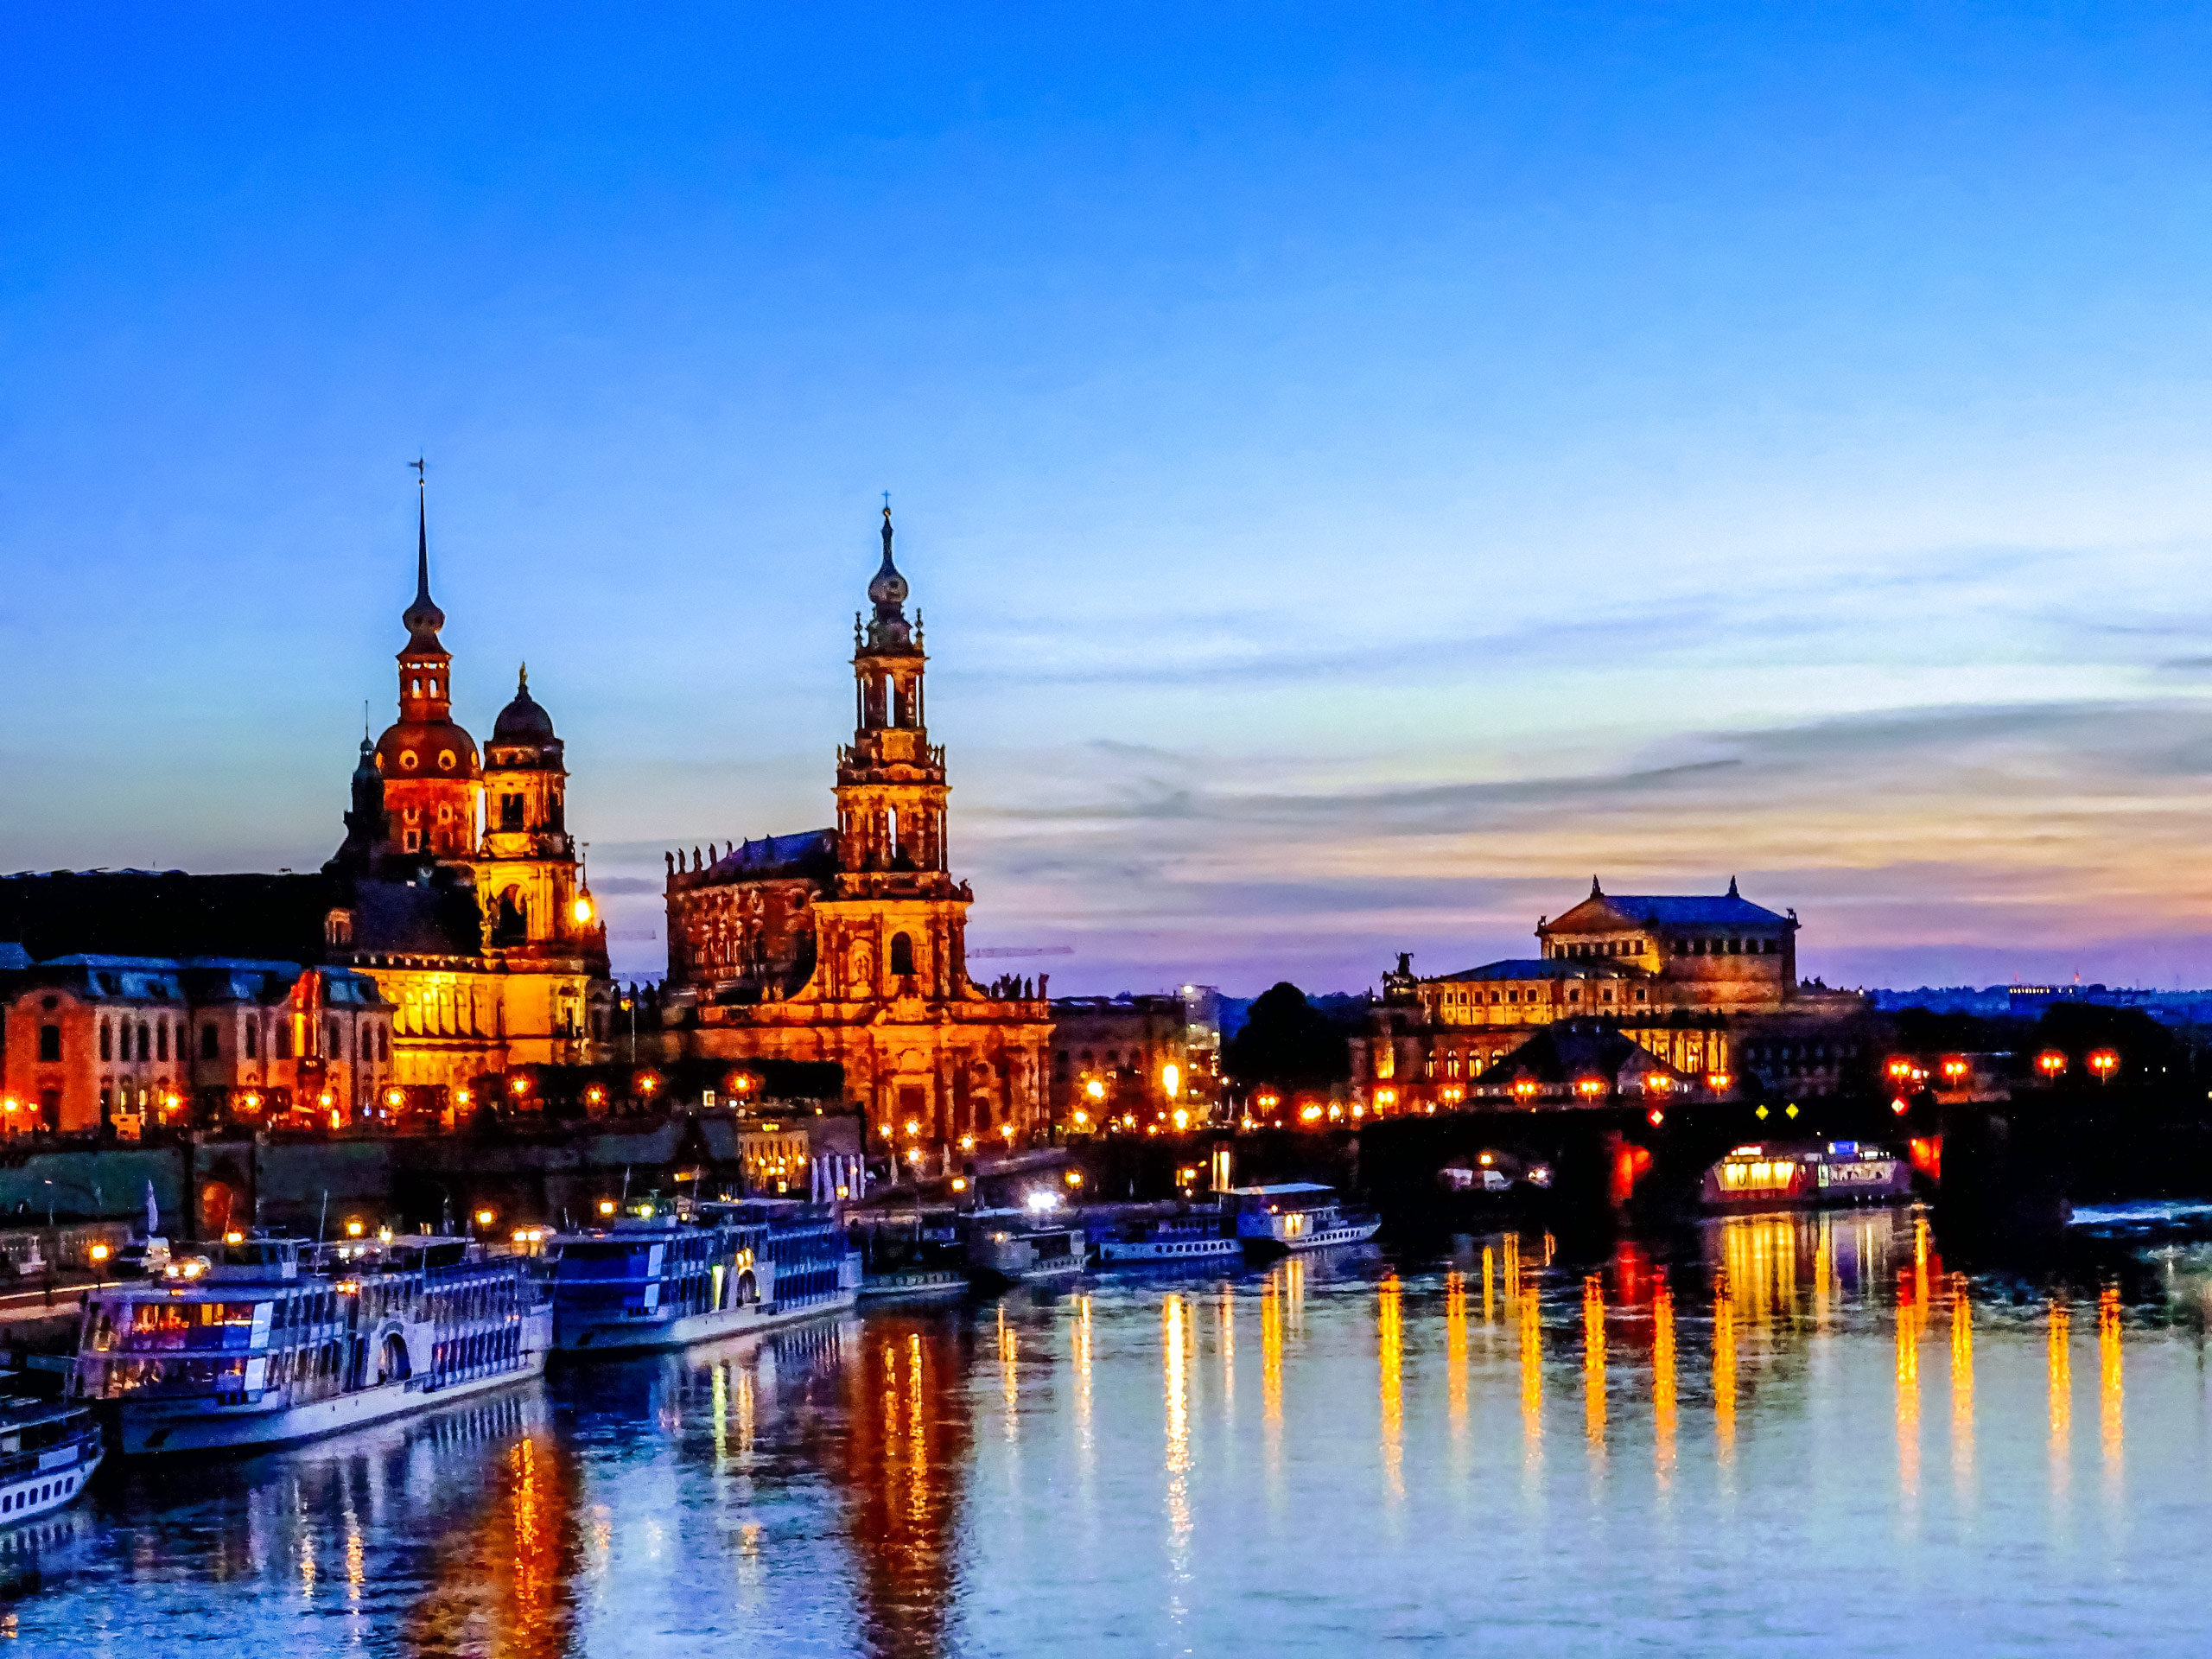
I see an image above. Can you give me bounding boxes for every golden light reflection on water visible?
[1261,1272,1283,1447]
[1518,1247,1542,1473]
[1164,1294,1193,1564]
[1482,1244,1497,1324]
[1075,1293,1095,1477]
[1813,1215,1834,1334]
[2048,1297,2071,1502]
[1896,1277,1921,1510]
[1949,1276,1974,1495]
[1379,1274,1404,1501]
[2099,1285,2124,1500]
[1581,1273,1605,1461]
[1653,1279,1676,1487]
[1713,1279,1736,1468]
[997,1304,1020,1445]
[1446,1268,1468,1440]
[401,1424,576,1659]
[840,1318,969,1659]
[1218,1287,1235,1424]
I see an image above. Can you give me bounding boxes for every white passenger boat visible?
[73,1234,550,1457]
[1095,1210,1243,1267]
[964,1212,1087,1287]
[1225,1184,1381,1258]
[0,1397,102,1525]
[547,1199,860,1355]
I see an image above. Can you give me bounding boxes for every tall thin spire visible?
[401,457,447,648]
[410,457,431,602]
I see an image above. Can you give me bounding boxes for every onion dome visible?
[493,664,557,742]
[864,505,914,649]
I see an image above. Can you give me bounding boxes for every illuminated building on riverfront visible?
[657,511,1052,1156]
[1351,878,1868,1112]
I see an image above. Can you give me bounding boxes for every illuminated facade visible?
[1354,880,1865,1109]
[661,511,1052,1152]
[334,485,612,1102]
[0,956,393,1135]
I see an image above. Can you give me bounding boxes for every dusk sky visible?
[7,6,2212,995]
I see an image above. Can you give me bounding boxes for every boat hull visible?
[556,1288,859,1355]
[858,1269,969,1301]
[111,1351,545,1457]
[0,1441,100,1526]
[1096,1237,1242,1266]
[1242,1218,1382,1260]
[967,1260,1084,1290]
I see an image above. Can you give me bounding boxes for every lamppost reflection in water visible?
[2048,1294,2071,1507]
[1379,1274,1404,1502]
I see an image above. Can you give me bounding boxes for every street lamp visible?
[2089,1048,2120,1084]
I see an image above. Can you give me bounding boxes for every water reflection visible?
[10,1206,2212,1653]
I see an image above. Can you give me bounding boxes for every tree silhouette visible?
[1224,982,1351,1091]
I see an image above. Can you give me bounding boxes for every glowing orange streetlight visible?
[1573,1077,1606,1101]
[1941,1057,1969,1086]
[2089,1048,2120,1084]
[2037,1049,2068,1080]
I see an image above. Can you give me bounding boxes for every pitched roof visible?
[705,830,838,884]
[1541,888,1789,935]
[1468,1022,1688,1089]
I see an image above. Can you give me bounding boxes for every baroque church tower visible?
[663,507,1052,1152]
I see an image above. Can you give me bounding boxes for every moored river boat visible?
[73,1234,549,1457]
[547,1198,860,1354]
[1702,1141,1914,1210]
[1224,1184,1381,1259]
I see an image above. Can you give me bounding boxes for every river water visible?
[10,1205,2212,1656]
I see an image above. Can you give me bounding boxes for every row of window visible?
[1547,936,1781,960]
[1439,985,1650,1007]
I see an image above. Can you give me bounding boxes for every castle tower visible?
[372,480,480,858]
[472,665,609,1061]
[478,665,597,954]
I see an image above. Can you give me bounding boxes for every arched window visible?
[99,1020,111,1061]
[245,1021,257,1059]
[890,932,916,976]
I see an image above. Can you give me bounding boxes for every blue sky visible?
[6,4,2212,994]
